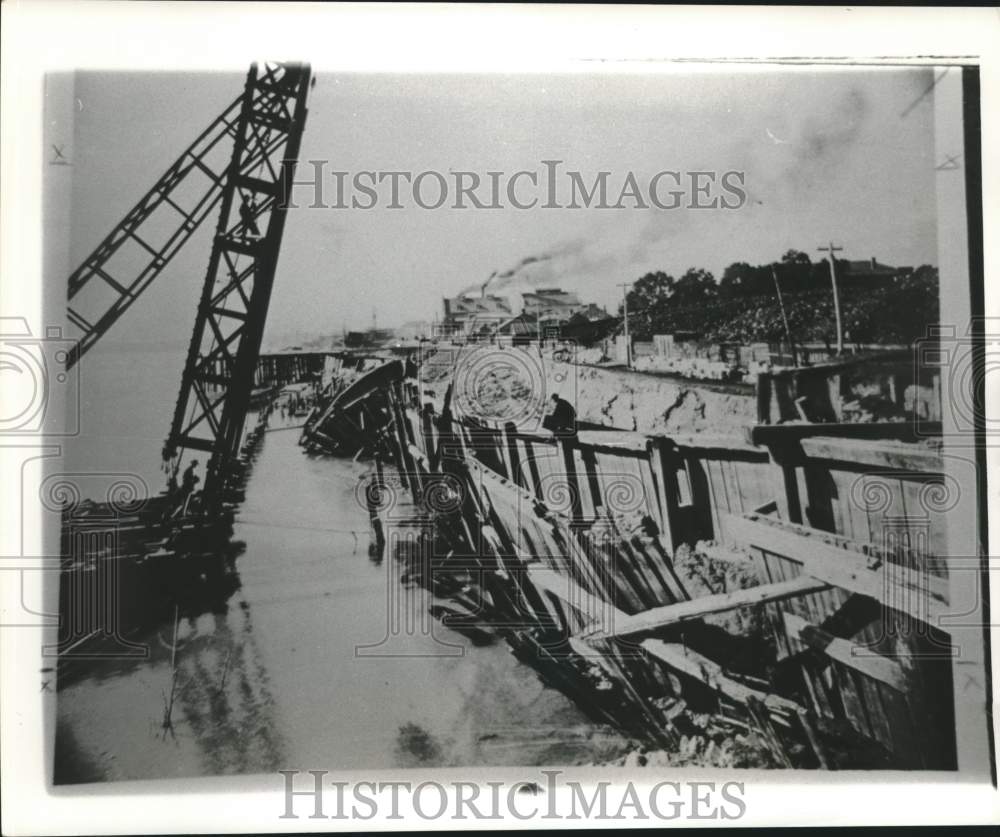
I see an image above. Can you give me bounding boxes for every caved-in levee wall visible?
[418,344,757,436]
[374,375,959,770]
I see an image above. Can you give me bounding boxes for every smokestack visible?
[480,270,496,299]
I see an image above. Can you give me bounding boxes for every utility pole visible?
[770,264,798,366]
[617,282,632,369]
[817,241,844,354]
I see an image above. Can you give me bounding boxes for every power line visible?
[817,242,845,354]
[617,282,632,369]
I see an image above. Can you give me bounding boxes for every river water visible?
[56,392,628,782]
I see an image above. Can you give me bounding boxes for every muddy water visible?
[56,417,628,783]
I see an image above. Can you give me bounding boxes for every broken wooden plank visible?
[725,513,949,624]
[782,611,908,693]
[465,453,540,506]
[641,639,802,716]
[749,421,940,447]
[590,576,830,640]
[528,566,625,632]
[407,442,429,465]
[575,430,650,453]
[696,541,757,567]
[663,433,762,454]
[767,350,914,379]
[798,436,943,472]
[746,695,794,767]
[795,706,830,769]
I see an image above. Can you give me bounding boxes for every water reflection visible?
[56,426,628,783]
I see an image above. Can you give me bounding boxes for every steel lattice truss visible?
[66,95,244,369]
[164,63,311,503]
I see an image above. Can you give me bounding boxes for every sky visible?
[52,65,940,348]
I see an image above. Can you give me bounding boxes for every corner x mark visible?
[936,154,962,171]
[49,144,70,166]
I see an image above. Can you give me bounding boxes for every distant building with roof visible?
[442,286,608,342]
[344,328,396,348]
[493,313,540,345]
[838,257,913,284]
[441,294,514,338]
[521,288,584,319]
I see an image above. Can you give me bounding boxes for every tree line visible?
[619,250,940,346]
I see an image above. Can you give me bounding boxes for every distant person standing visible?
[180,459,200,504]
[543,393,576,436]
[239,198,261,238]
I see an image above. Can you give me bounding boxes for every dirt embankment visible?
[563,362,755,434]
[418,345,757,435]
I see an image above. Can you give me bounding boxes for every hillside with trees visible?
[622,251,939,348]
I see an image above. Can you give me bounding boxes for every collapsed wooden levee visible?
[369,372,958,769]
